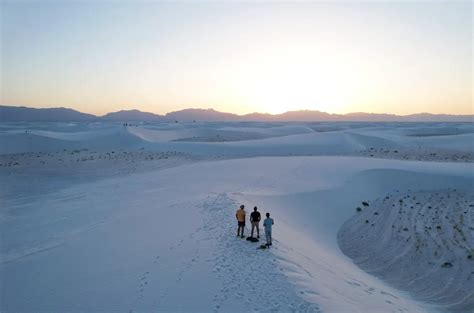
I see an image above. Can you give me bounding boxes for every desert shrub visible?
[441,262,453,268]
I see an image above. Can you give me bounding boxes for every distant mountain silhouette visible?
[277,110,334,121]
[343,112,396,121]
[0,105,472,122]
[164,108,239,121]
[240,112,274,121]
[0,105,96,122]
[399,113,474,122]
[101,109,164,121]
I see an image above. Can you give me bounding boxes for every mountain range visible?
[0,105,472,122]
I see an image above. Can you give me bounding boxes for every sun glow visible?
[243,68,356,115]
[1,2,471,116]
[225,46,361,115]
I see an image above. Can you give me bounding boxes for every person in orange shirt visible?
[235,204,246,238]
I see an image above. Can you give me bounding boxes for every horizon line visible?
[2,104,473,118]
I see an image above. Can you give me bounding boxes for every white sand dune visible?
[338,188,474,311]
[0,127,144,153]
[1,121,473,312]
[351,127,474,153]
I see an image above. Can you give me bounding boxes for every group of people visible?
[235,205,274,246]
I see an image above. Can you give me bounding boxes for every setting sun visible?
[233,52,359,114]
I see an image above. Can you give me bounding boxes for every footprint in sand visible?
[364,287,376,295]
[344,279,362,287]
[380,290,399,299]
[137,271,150,299]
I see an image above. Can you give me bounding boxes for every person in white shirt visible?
[263,212,274,246]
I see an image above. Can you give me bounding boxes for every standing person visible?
[235,205,246,238]
[263,212,274,246]
[250,206,261,238]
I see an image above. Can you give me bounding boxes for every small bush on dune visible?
[441,262,453,268]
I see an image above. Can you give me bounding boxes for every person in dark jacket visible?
[250,206,261,238]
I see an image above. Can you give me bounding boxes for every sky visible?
[1,1,472,116]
